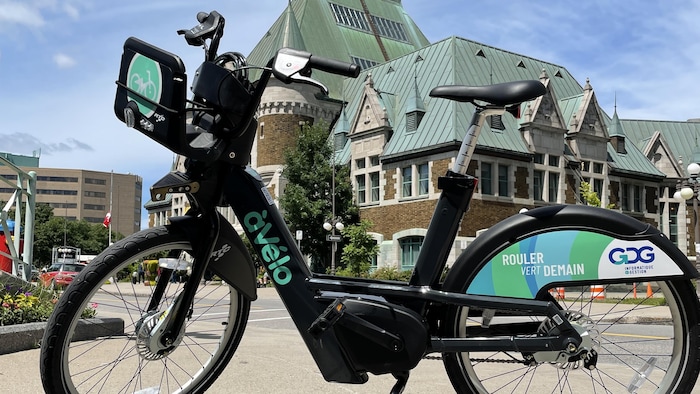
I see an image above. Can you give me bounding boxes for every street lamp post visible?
[675,161,700,255]
[324,143,344,275]
[323,219,344,275]
[674,159,700,298]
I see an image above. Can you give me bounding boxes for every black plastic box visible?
[114,37,188,154]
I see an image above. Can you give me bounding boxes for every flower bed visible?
[1,273,57,326]
[0,272,123,354]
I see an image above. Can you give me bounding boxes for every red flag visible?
[103,212,112,227]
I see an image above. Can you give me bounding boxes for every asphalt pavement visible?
[1,287,700,393]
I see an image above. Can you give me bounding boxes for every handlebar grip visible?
[309,55,360,78]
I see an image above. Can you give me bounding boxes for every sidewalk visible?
[0,286,696,393]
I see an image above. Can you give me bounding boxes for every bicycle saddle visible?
[429,80,545,107]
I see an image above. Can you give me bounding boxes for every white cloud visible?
[63,3,80,20]
[0,1,45,28]
[53,53,76,68]
[0,132,93,154]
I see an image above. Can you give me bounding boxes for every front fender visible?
[170,213,257,300]
[444,205,698,298]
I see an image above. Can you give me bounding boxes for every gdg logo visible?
[609,246,655,265]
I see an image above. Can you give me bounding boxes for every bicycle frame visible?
[151,67,585,382]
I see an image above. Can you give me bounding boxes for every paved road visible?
[2,287,700,393]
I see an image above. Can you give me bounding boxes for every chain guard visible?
[428,310,601,368]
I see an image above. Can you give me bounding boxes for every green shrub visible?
[369,266,412,282]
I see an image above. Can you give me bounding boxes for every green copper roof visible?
[621,119,700,173]
[606,142,665,179]
[334,35,669,180]
[247,0,430,99]
[558,95,582,129]
[405,76,425,113]
[608,110,625,137]
[338,36,583,159]
[604,117,665,180]
[278,2,306,51]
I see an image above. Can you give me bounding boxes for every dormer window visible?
[488,115,504,131]
[611,136,627,154]
[407,111,424,132]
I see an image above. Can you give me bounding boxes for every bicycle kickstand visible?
[390,371,409,394]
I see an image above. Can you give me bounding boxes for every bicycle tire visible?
[40,225,251,394]
[441,279,700,393]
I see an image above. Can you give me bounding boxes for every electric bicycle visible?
[40,10,700,393]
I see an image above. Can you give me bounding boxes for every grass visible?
[596,297,667,307]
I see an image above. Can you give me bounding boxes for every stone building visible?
[333,36,671,270]
[147,0,700,270]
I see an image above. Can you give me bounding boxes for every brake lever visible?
[290,75,329,95]
[177,11,224,55]
[272,50,329,95]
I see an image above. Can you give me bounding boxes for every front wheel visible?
[40,225,251,394]
[441,280,700,393]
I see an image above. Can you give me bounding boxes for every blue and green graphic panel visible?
[467,230,681,298]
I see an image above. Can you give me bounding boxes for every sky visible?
[1,0,699,229]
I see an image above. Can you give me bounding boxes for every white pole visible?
[109,171,113,245]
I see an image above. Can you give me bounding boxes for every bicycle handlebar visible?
[177,11,225,61]
[272,48,359,88]
[117,11,360,164]
[309,54,361,78]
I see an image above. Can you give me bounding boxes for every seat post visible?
[451,106,505,175]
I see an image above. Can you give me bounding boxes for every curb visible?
[0,317,124,355]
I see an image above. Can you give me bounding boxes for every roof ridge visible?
[444,36,569,70]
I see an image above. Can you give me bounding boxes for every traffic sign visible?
[326,234,342,242]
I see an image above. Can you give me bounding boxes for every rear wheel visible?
[442,281,700,393]
[40,226,251,394]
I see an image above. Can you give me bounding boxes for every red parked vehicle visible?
[39,246,85,290]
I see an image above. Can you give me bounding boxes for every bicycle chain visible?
[423,355,522,364]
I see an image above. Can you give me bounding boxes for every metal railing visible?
[0,156,36,281]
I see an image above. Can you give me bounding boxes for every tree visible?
[2,202,116,267]
[32,217,112,266]
[580,181,601,207]
[280,123,358,273]
[580,181,615,209]
[35,203,55,224]
[337,220,378,278]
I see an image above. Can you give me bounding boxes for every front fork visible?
[144,209,221,351]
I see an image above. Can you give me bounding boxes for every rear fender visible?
[444,205,698,298]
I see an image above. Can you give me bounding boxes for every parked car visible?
[38,262,87,290]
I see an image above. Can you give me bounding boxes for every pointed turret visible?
[608,105,627,154]
[277,1,306,50]
[334,105,351,150]
[405,76,425,132]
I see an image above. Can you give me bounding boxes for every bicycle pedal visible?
[308,299,346,339]
[150,172,200,201]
